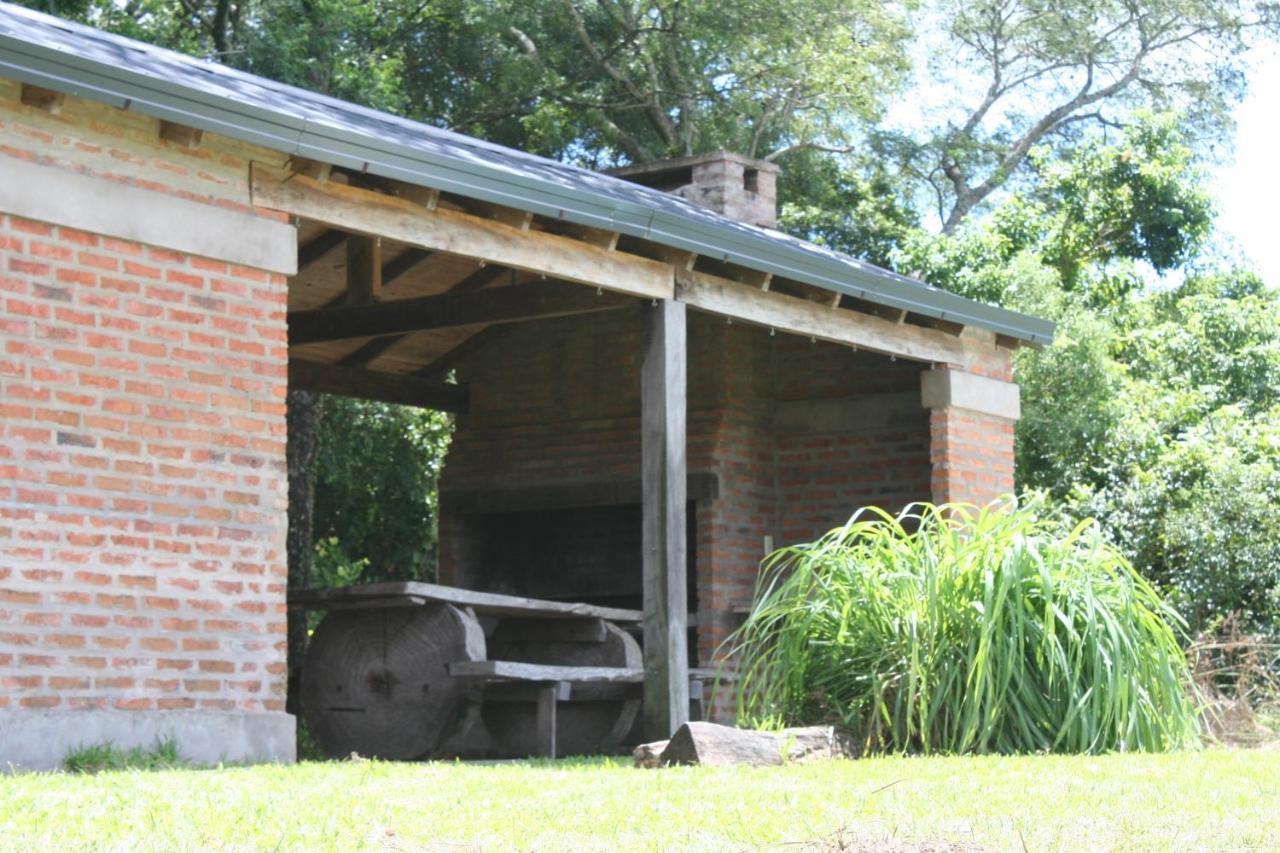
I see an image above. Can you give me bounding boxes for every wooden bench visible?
[448,660,708,757]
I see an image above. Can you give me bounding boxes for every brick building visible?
[0,4,1050,769]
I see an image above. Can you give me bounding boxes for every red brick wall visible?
[0,78,296,726]
[928,407,1016,506]
[438,311,940,665]
[927,347,1017,508]
[0,211,289,714]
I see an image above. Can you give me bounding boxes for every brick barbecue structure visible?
[0,4,1050,769]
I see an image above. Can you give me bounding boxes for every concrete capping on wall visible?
[920,368,1021,421]
[0,710,296,772]
[775,391,925,435]
[0,157,297,274]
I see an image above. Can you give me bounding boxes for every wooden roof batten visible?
[258,162,986,368]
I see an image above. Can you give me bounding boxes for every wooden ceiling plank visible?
[290,359,468,413]
[414,325,511,379]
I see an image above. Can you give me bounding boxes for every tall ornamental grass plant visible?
[729,497,1201,754]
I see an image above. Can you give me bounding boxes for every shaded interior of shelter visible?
[287,175,935,666]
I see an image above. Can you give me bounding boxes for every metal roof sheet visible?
[0,1,1054,344]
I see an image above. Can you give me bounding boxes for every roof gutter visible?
[0,25,1055,345]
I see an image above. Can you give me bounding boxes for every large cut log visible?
[655,722,856,767]
[300,603,487,760]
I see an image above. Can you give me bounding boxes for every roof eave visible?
[0,25,1056,346]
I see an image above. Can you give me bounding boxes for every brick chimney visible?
[607,151,779,229]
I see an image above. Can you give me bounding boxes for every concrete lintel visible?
[0,157,297,275]
[920,368,1021,421]
[776,391,925,435]
[0,710,295,772]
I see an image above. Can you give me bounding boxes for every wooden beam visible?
[287,156,332,182]
[345,235,382,304]
[915,315,966,337]
[641,299,690,740]
[158,120,203,149]
[20,84,64,113]
[562,224,620,250]
[289,359,468,413]
[334,256,496,369]
[995,333,1026,350]
[251,163,673,300]
[675,269,967,365]
[292,580,642,622]
[537,683,560,758]
[467,200,534,231]
[652,246,697,271]
[447,660,643,683]
[289,280,635,345]
[298,229,346,270]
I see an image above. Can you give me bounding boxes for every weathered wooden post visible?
[641,299,690,740]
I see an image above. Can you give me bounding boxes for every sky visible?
[1212,47,1280,285]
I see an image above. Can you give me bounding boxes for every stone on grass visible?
[634,721,856,767]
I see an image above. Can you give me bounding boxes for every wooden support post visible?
[536,683,561,758]
[346,235,382,304]
[641,299,690,741]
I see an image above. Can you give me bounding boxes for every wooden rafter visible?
[252,163,673,300]
[334,261,510,368]
[298,229,346,269]
[289,279,635,345]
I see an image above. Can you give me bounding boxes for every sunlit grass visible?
[2,750,1278,850]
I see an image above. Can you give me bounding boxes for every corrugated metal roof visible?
[0,1,1054,344]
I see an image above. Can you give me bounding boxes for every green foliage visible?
[730,498,1202,754]
[64,739,186,773]
[1033,114,1214,290]
[897,114,1212,304]
[1010,268,1280,635]
[312,397,452,586]
[777,149,919,268]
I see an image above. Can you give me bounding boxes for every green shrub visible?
[729,497,1201,754]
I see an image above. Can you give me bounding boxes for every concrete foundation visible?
[0,710,296,772]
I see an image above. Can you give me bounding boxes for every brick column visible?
[921,367,1021,507]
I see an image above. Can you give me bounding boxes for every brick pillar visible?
[921,367,1020,507]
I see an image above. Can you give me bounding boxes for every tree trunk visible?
[285,388,324,716]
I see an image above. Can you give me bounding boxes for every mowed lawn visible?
[2,750,1278,850]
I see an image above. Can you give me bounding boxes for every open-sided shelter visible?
[0,3,1052,769]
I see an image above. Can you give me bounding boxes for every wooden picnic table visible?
[292,581,667,760]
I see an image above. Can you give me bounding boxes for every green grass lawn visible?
[3,749,1278,850]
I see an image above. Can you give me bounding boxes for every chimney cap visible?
[604,150,779,182]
